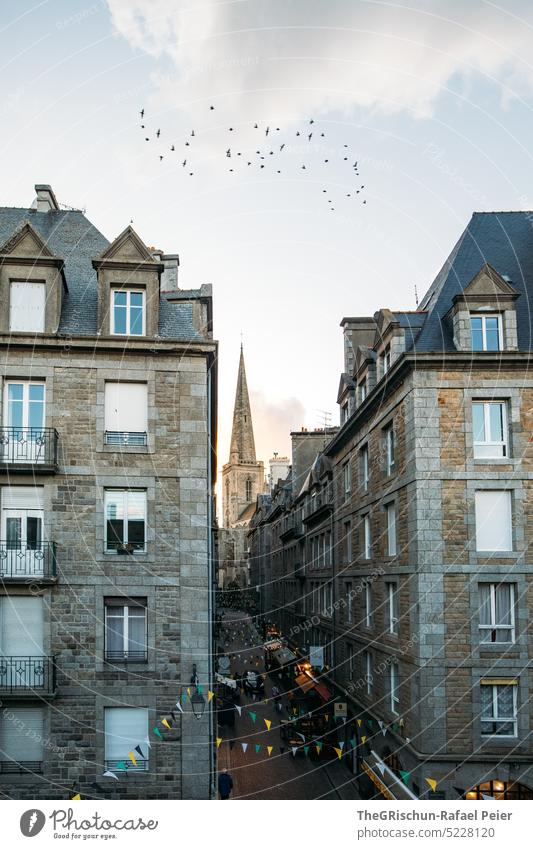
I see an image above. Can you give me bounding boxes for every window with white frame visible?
[385,424,395,475]
[390,661,400,714]
[386,582,399,635]
[343,461,351,498]
[472,401,508,458]
[381,345,391,376]
[105,489,147,552]
[475,490,512,552]
[9,282,45,333]
[105,598,147,661]
[360,444,369,491]
[470,314,502,352]
[480,681,517,736]
[344,520,352,564]
[364,650,373,695]
[478,583,515,644]
[363,514,371,559]
[104,382,148,446]
[359,377,367,403]
[0,707,44,771]
[362,580,372,628]
[104,707,149,771]
[386,502,397,556]
[111,290,145,336]
[345,582,353,624]
[341,402,348,424]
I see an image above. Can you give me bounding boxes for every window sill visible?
[472,457,514,465]
[100,445,151,455]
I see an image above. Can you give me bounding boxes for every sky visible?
[3,0,533,484]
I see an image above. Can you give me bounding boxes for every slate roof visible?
[0,206,199,339]
[416,211,533,352]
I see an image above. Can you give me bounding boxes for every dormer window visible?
[112,290,145,336]
[10,281,45,333]
[380,344,391,376]
[471,314,502,351]
[359,377,367,403]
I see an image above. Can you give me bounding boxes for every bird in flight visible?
[171,145,175,151]
[210,105,215,110]
[280,143,285,151]
[141,124,145,129]
[265,126,270,136]
[191,130,195,136]
[254,123,258,129]
[296,131,300,137]
[159,155,163,161]
[156,129,160,138]
[140,109,144,118]
[182,159,187,167]
[309,119,314,124]
[226,148,231,157]
[185,141,190,146]
[308,133,313,141]
[145,137,150,141]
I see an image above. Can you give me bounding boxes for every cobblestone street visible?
[216,611,360,800]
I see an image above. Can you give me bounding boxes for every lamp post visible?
[190,689,206,720]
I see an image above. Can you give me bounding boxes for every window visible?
[480,681,517,736]
[475,490,512,551]
[104,707,149,771]
[9,282,45,333]
[245,478,253,502]
[380,345,391,376]
[472,401,508,458]
[359,377,367,403]
[363,514,371,559]
[362,580,372,628]
[365,651,373,695]
[479,583,515,643]
[1,486,45,578]
[385,424,395,475]
[104,382,148,446]
[346,643,355,676]
[105,490,146,552]
[390,661,400,714]
[0,596,44,688]
[471,314,502,352]
[105,598,147,661]
[360,444,369,491]
[343,461,351,498]
[341,402,348,424]
[386,502,397,556]
[0,707,44,772]
[111,290,145,336]
[386,582,399,635]
[345,582,353,624]
[3,382,46,463]
[344,520,352,563]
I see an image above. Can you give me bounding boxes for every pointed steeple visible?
[229,345,257,463]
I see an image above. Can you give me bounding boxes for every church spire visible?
[229,345,257,463]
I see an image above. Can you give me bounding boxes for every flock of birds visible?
[138,106,367,211]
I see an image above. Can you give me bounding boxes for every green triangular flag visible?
[249,711,257,723]
[116,761,128,771]
[304,746,309,757]
[400,770,410,785]
[349,737,356,747]
[153,726,162,738]
[198,685,203,695]
[255,744,261,753]
[392,723,399,733]
[367,719,373,728]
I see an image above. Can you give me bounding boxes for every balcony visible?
[0,656,56,696]
[280,517,304,542]
[0,542,57,583]
[0,428,58,473]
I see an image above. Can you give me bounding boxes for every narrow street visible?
[216,611,360,800]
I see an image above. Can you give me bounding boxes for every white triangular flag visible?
[241,742,248,753]
[338,741,344,750]
[103,770,119,780]
[291,747,298,756]
[377,762,386,776]
[144,737,151,750]
[175,701,184,713]
[235,704,242,716]
[481,793,495,801]
[296,732,305,742]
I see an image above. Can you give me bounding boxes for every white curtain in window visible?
[475,491,512,551]
[104,383,147,433]
[479,584,492,628]
[104,707,148,761]
[9,282,45,333]
[495,584,512,627]
[0,707,43,762]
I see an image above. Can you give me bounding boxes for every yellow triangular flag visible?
[426,778,437,792]
[361,735,367,744]
[161,718,171,729]
[187,687,191,697]
[334,747,342,759]
[128,751,137,767]
[216,737,222,748]
[208,690,214,702]
[71,794,81,800]
[267,746,273,756]
[264,719,272,731]
[357,718,362,727]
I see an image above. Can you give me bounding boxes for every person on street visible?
[218,768,233,800]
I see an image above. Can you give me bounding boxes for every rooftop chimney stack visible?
[33,184,60,213]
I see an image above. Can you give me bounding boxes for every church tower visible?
[222,345,265,529]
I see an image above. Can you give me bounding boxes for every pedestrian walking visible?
[218,768,233,800]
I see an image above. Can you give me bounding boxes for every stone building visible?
[0,184,217,800]
[219,346,265,589]
[249,211,533,801]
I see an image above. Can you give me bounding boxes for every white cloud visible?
[249,390,305,463]
[106,0,533,122]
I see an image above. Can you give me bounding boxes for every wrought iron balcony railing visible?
[105,431,147,447]
[0,656,56,695]
[0,541,56,581]
[0,427,58,471]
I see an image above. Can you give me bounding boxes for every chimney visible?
[33,184,60,212]
[340,317,376,375]
[160,254,180,292]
